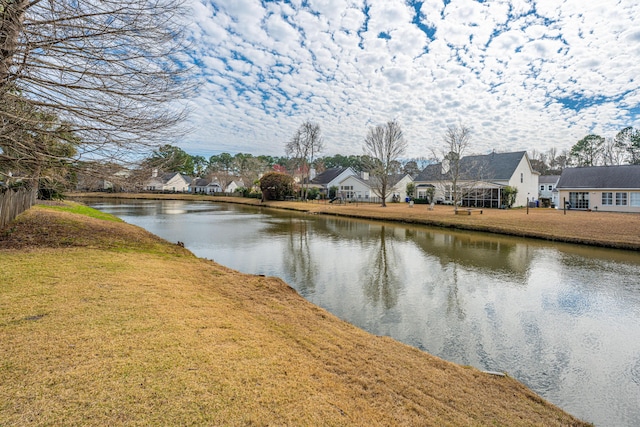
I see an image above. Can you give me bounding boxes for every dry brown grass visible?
[0,203,592,426]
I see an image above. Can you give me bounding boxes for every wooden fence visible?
[0,186,38,229]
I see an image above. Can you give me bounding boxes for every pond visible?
[86,198,640,427]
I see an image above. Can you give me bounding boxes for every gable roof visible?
[161,172,192,184]
[539,175,560,184]
[339,172,412,189]
[192,178,210,187]
[415,151,528,182]
[310,167,350,185]
[556,165,640,189]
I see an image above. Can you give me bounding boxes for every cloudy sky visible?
[180,0,640,159]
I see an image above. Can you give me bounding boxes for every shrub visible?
[259,172,294,201]
[329,186,338,199]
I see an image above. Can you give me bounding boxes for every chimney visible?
[309,167,316,180]
[361,171,369,180]
[152,168,158,178]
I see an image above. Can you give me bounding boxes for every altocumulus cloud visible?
[180,0,640,158]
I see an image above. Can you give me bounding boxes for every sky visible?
[180,0,640,159]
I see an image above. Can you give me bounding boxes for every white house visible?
[336,173,372,200]
[145,170,191,192]
[308,167,357,196]
[556,165,640,213]
[191,178,223,194]
[335,172,414,203]
[413,151,539,208]
[225,179,245,193]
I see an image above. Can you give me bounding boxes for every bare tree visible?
[285,121,324,200]
[602,137,627,166]
[1,0,193,186]
[363,120,407,207]
[433,124,473,211]
[614,126,640,165]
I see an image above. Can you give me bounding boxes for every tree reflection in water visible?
[361,226,401,310]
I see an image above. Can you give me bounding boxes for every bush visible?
[502,186,518,208]
[329,186,338,199]
[259,172,294,201]
[412,198,430,204]
[306,187,320,200]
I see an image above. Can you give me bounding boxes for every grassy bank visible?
[0,203,591,426]
[75,192,640,250]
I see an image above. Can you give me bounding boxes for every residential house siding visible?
[414,151,539,208]
[556,165,640,213]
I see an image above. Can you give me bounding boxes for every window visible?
[602,192,613,205]
[569,192,590,209]
[616,192,628,206]
[540,185,545,191]
[631,192,640,207]
[548,185,553,191]
[520,173,523,183]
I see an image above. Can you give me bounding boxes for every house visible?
[224,179,245,193]
[144,170,192,192]
[335,172,371,200]
[191,178,223,194]
[538,175,560,207]
[555,165,640,212]
[324,171,414,203]
[413,151,539,208]
[387,173,414,202]
[308,167,357,196]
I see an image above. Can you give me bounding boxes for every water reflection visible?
[83,199,640,427]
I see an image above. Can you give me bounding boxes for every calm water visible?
[86,199,640,427]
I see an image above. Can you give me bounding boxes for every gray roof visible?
[415,151,528,182]
[161,172,192,184]
[192,178,210,187]
[310,167,349,185]
[539,175,560,184]
[556,165,640,189]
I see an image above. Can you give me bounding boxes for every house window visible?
[548,185,553,191]
[602,192,613,206]
[616,192,628,206]
[520,173,523,183]
[630,192,640,207]
[540,185,544,191]
[569,192,589,209]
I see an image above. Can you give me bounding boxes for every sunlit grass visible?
[40,201,123,222]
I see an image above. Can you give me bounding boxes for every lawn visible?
[0,204,592,426]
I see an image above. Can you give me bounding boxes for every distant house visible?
[538,175,560,207]
[224,179,244,193]
[144,170,191,192]
[191,178,222,194]
[413,151,539,208]
[317,171,414,203]
[556,165,640,212]
[335,172,371,200]
[308,167,357,196]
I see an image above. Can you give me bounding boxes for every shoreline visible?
[72,192,640,251]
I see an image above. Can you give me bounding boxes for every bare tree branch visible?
[1,0,194,185]
[285,121,324,199]
[363,120,407,207]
